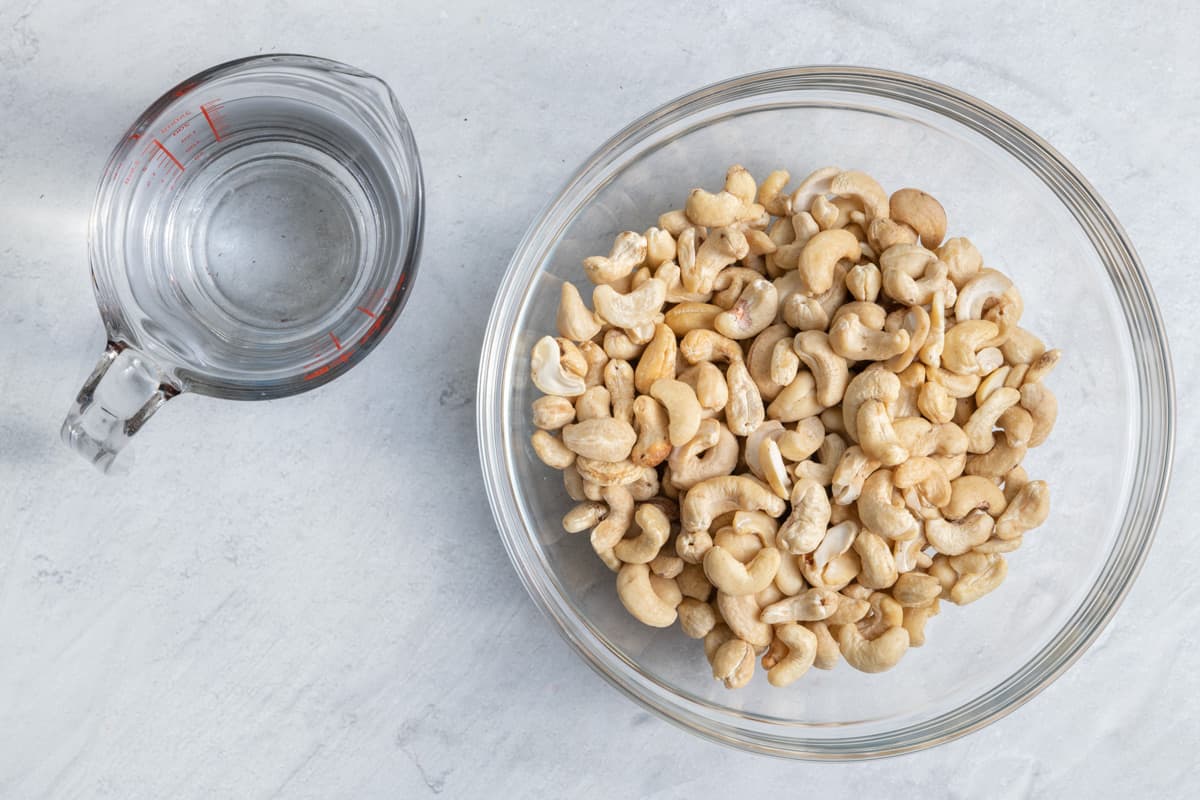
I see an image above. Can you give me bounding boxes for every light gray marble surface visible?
[1,1,1196,797]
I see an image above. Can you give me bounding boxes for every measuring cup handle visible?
[61,341,179,473]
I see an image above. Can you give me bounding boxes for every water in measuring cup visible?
[131,96,404,376]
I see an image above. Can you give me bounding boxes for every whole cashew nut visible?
[937,237,983,288]
[614,503,672,564]
[857,469,920,541]
[631,395,672,468]
[829,313,910,362]
[583,230,647,285]
[724,360,766,436]
[617,562,678,627]
[892,572,943,607]
[857,399,909,467]
[591,485,635,559]
[798,229,860,296]
[711,638,756,689]
[841,367,901,442]
[679,329,744,365]
[926,509,994,556]
[714,278,779,340]
[831,170,889,220]
[853,529,899,590]
[942,320,1001,375]
[593,277,666,330]
[717,591,772,648]
[531,336,587,397]
[889,188,947,248]
[557,281,602,342]
[995,480,1050,540]
[793,331,850,408]
[650,378,703,447]
[634,323,677,395]
[704,545,782,596]
[561,417,638,462]
[948,552,1008,605]
[766,623,819,687]
[683,227,751,294]
[766,371,822,422]
[1019,383,1058,447]
[835,623,910,673]
[680,475,788,534]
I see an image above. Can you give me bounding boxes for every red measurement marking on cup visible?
[200,104,222,141]
[329,332,342,350]
[152,139,185,171]
[355,306,377,318]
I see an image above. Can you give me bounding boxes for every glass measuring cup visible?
[62,54,424,472]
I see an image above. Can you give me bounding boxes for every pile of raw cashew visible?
[529,165,1059,689]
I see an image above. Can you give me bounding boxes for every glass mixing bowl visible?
[477,67,1174,758]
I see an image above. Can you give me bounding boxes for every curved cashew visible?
[801,548,861,590]
[664,301,722,336]
[579,340,608,387]
[602,358,635,426]
[532,395,576,431]
[679,329,743,365]
[613,503,672,564]
[857,469,920,541]
[766,370,822,422]
[841,367,900,442]
[776,478,831,554]
[712,279,777,340]
[592,278,666,330]
[779,417,825,462]
[959,386,1021,454]
[590,484,635,557]
[717,591,772,648]
[745,324,794,400]
[948,552,1007,605]
[650,550,684,579]
[995,480,1050,540]
[583,231,646,285]
[927,364,981,398]
[574,456,643,487]
[831,445,881,504]
[781,293,828,332]
[797,229,860,295]
[562,501,607,533]
[711,638,756,689]
[704,545,781,596]
[975,365,1012,405]
[1001,327,1046,365]
[724,360,765,436]
[676,598,718,639]
[773,552,806,597]
[857,400,908,467]
[889,188,946,248]
[853,529,899,590]
[668,418,739,489]
[756,169,792,216]
[630,395,671,468]
[531,430,576,469]
[616,562,678,627]
[531,336,587,397]
[714,528,762,563]
[759,587,840,625]
[827,313,909,362]
[560,417,637,463]
[794,432,847,487]
[867,216,919,254]
[805,621,840,670]
[676,564,713,603]
[766,623,818,687]
[965,438,1028,479]
[892,534,927,573]
[1020,383,1058,447]
[711,267,764,309]
[926,509,994,556]
[936,237,983,288]
[685,188,762,228]
[680,475,787,534]
[893,456,952,507]
[557,282,602,341]
[650,378,702,447]
[792,331,849,408]
[831,170,889,220]
[812,520,859,570]
[642,226,676,269]
[829,301,886,333]
[883,255,950,307]
[1024,348,1063,386]
[835,623,909,673]
[955,268,1012,321]
[942,320,1000,375]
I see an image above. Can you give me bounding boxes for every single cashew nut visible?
[948,552,1008,605]
[917,380,956,425]
[853,529,899,590]
[892,572,942,607]
[724,360,766,436]
[531,336,587,397]
[943,320,1001,375]
[926,509,994,556]
[1020,383,1058,447]
[798,229,860,296]
[766,370,823,422]
[889,188,947,248]
[684,227,751,294]
[835,623,910,673]
[1001,327,1046,365]
[679,329,743,364]
[630,395,671,468]
[664,302,723,336]
[583,231,647,285]
[857,469,920,541]
[532,395,576,431]
[650,378,703,448]
[614,503,672,564]
[831,170,889,220]
[793,331,850,408]
[764,623,818,687]
[841,367,900,442]
[857,399,909,467]
[633,323,677,395]
[829,313,910,362]
[680,475,788,534]
[616,562,678,627]
[593,278,666,330]
[686,188,760,228]
[562,501,607,533]
[995,480,1050,540]
[902,600,940,647]
[937,237,983,287]
[704,545,781,596]
[531,430,576,469]
[714,278,778,340]
[591,485,635,559]
[557,281,602,341]
[561,417,637,462]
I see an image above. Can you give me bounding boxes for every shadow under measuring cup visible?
[62,54,424,472]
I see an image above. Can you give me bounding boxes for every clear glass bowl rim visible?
[477,65,1175,759]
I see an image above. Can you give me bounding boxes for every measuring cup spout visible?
[61,342,178,473]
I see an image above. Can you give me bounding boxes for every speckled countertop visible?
[1,1,1196,796]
